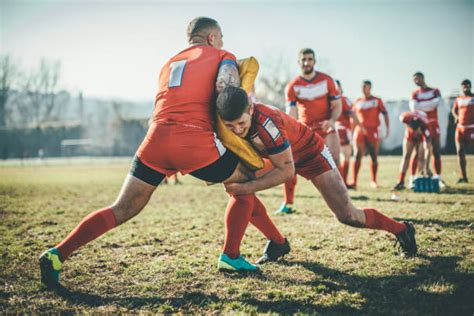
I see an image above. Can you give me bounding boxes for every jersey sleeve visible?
[328,77,341,101]
[257,113,290,155]
[285,81,297,107]
[220,50,238,65]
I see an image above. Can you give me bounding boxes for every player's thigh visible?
[325,133,340,155]
[341,144,352,160]
[189,148,253,184]
[112,173,159,224]
[311,169,355,217]
[366,141,379,161]
[431,137,441,154]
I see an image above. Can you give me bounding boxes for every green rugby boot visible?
[217,253,259,272]
[39,248,62,289]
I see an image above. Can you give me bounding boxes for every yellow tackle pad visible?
[215,56,264,170]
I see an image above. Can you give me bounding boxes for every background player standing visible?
[335,80,363,187]
[409,72,443,184]
[277,48,342,214]
[350,80,389,189]
[452,79,474,183]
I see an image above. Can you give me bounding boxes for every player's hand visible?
[320,120,334,132]
[224,182,254,195]
[361,126,367,135]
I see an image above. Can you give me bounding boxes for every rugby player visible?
[409,72,443,183]
[277,48,342,214]
[39,17,289,289]
[394,111,431,190]
[217,86,417,257]
[452,79,474,183]
[349,80,389,189]
[335,80,362,186]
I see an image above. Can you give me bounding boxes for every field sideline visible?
[1,155,473,313]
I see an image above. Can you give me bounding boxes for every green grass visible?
[1,156,473,314]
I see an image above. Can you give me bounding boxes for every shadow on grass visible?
[393,217,473,230]
[49,254,474,314]
[279,255,473,314]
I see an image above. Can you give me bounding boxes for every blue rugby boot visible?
[217,253,259,272]
[39,248,62,289]
[274,203,295,215]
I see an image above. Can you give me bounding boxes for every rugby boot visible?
[217,253,259,272]
[274,203,295,214]
[256,238,290,264]
[39,248,62,289]
[395,222,417,257]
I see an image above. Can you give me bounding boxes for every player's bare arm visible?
[350,111,366,134]
[216,63,240,93]
[383,112,390,138]
[286,103,298,119]
[224,147,295,195]
[321,99,342,132]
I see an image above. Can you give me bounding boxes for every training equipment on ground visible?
[412,176,440,193]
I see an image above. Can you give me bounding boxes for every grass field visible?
[1,155,473,314]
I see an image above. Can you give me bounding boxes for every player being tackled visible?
[217,86,417,258]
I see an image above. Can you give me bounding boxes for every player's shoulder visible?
[254,102,281,120]
[287,75,302,87]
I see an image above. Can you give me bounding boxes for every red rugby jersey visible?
[286,71,340,129]
[153,45,237,130]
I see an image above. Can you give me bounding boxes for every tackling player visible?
[335,80,362,186]
[39,17,289,289]
[452,79,474,183]
[409,72,443,183]
[393,111,431,190]
[217,86,417,257]
[350,81,389,189]
[277,48,342,214]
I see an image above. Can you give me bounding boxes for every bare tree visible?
[22,58,62,125]
[255,53,293,110]
[0,55,17,127]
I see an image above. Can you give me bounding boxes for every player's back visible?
[251,103,324,157]
[153,45,236,129]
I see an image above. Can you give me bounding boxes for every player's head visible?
[216,86,254,138]
[336,79,343,94]
[362,80,372,96]
[408,118,422,131]
[187,17,223,49]
[413,72,425,87]
[298,48,316,75]
[461,79,471,95]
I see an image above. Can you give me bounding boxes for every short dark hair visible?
[408,118,422,130]
[216,86,249,121]
[363,80,372,86]
[461,79,471,86]
[299,48,315,57]
[413,72,424,78]
[187,17,219,42]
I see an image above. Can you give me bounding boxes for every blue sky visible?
[2,0,473,102]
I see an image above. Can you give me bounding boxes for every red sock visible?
[223,194,254,258]
[250,196,285,244]
[284,176,297,204]
[363,208,406,234]
[370,161,378,183]
[56,207,117,261]
[410,156,418,176]
[398,171,406,183]
[433,156,442,175]
[352,159,362,185]
[341,160,350,185]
